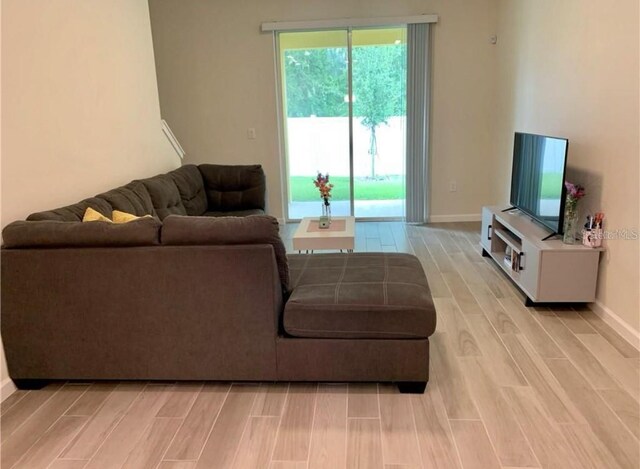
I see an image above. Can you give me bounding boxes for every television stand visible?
[481,206,602,305]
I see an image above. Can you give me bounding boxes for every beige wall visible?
[1,0,179,227]
[1,0,180,386]
[0,3,5,387]
[495,0,640,334]
[148,0,501,220]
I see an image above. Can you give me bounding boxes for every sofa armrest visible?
[1,244,282,381]
[162,215,289,291]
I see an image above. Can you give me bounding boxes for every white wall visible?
[1,0,179,227]
[495,0,640,337]
[1,0,180,392]
[148,0,501,219]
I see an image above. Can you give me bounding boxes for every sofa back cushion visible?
[2,217,162,248]
[139,174,187,220]
[198,164,266,211]
[96,181,156,218]
[169,165,208,216]
[27,197,113,222]
[162,214,289,290]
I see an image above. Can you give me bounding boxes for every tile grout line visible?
[94,384,176,468]
[541,355,640,444]
[75,382,148,465]
[46,459,89,469]
[432,229,542,469]
[376,382,386,467]
[267,382,290,468]
[520,301,640,439]
[2,384,63,443]
[407,394,425,469]
[46,414,94,469]
[494,273,639,450]
[572,333,640,403]
[153,382,205,469]
[428,368,469,469]
[458,245,549,468]
[10,382,90,469]
[304,383,320,469]
[192,383,233,464]
[227,385,260,468]
[441,237,534,387]
[1,391,28,417]
[343,383,349,469]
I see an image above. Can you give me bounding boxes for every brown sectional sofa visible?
[26,163,267,221]
[1,164,435,393]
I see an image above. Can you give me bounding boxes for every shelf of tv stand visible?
[493,227,522,252]
[481,206,603,305]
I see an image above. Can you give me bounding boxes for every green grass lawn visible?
[541,172,564,199]
[291,173,561,202]
[290,176,404,201]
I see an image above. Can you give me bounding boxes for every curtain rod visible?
[261,14,438,32]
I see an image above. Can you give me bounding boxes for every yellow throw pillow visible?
[112,210,152,224]
[82,207,112,223]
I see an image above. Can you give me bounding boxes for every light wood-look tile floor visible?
[2,222,639,469]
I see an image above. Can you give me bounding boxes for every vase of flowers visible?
[563,181,586,244]
[313,173,334,228]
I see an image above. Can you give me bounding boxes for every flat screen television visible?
[510,132,569,234]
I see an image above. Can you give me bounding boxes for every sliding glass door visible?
[279,31,351,218]
[351,28,406,218]
[278,27,407,220]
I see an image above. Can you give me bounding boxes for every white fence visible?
[286,116,406,178]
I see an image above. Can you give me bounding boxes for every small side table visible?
[292,216,355,253]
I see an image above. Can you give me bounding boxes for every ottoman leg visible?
[13,379,49,390]
[397,381,427,394]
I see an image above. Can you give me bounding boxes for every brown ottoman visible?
[279,252,436,393]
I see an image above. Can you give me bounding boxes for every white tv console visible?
[481,206,603,306]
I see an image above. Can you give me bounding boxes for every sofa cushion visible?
[284,253,435,339]
[203,209,265,218]
[169,165,208,216]
[198,164,266,211]
[162,215,289,290]
[139,174,187,220]
[83,207,112,223]
[96,181,156,218]
[27,197,113,222]
[112,210,153,224]
[2,217,162,248]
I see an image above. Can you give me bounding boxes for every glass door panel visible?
[352,28,407,218]
[279,31,351,219]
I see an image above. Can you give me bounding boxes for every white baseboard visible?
[590,300,640,351]
[1,377,17,402]
[428,213,482,223]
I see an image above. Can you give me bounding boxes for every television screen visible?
[510,132,568,234]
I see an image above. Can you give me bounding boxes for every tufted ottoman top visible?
[284,253,436,340]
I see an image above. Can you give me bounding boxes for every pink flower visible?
[565,181,586,200]
[313,172,334,201]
